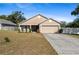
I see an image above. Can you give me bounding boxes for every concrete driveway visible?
[43,33,79,55]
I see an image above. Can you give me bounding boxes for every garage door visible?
[40,25,59,33]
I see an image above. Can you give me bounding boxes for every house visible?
[19,14,61,33]
[0,19,16,31]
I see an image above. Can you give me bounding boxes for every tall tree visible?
[73,18,79,27]
[0,15,7,19]
[7,11,26,25]
[71,5,79,16]
[60,21,67,28]
[66,22,74,27]
[70,5,79,27]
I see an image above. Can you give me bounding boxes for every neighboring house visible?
[19,14,61,33]
[0,19,16,31]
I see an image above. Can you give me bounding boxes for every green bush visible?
[29,28,32,32]
[4,37,10,42]
[59,29,63,33]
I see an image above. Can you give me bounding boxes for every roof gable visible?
[20,14,48,25]
[49,18,61,24]
[28,14,49,20]
[39,18,60,25]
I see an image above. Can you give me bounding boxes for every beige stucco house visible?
[19,14,61,33]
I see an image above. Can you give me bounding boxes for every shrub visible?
[29,28,32,32]
[4,37,10,42]
[59,29,63,33]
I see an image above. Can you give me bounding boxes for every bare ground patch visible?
[0,31,57,55]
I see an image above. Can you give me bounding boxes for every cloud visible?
[16,3,41,13]
[16,3,32,8]
[15,3,44,12]
[16,3,36,10]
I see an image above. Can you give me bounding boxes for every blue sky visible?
[0,3,78,22]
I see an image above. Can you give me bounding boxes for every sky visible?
[0,3,78,22]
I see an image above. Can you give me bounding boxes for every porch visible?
[19,25,39,32]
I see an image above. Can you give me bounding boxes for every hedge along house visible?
[19,14,61,33]
[0,19,16,31]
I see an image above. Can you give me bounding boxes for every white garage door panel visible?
[40,26,59,33]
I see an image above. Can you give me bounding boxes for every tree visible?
[70,5,79,27]
[66,18,79,28]
[73,18,79,27]
[71,5,79,16]
[66,22,74,27]
[60,21,67,28]
[7,11,26,25]
[0,11,26,31]
[0,15,7,19]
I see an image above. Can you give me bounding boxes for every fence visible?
[62,28,79,34]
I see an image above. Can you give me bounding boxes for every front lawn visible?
[0,31,57,55]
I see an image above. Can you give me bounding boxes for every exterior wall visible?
[1,24,17,31]
[39,19,60,33]
[1,26,16,31]
[21,15,47,25]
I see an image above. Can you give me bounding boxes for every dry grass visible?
[68,34,79,39]
[0,31,57,55]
